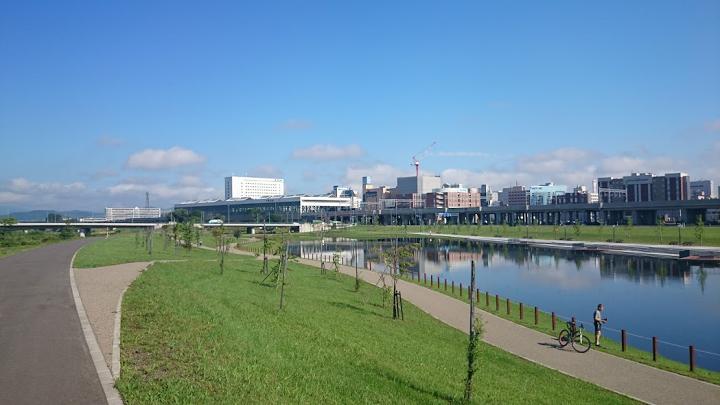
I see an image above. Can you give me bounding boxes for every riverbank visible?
[306,224,720,247]
[414,232,720,261]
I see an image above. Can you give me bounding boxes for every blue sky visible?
[1,1,719,211]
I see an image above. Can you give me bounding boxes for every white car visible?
[208,219,224,225]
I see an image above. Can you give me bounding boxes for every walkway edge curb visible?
[69,251,124,405]
[111,286,129,380]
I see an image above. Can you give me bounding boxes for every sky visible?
[1,1,719,211]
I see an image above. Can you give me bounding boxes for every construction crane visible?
[411,141,436,177]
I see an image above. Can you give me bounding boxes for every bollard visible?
[534,306,538,325]
[652,337,658,361]
[452,281,455,293]
[423,273,426,284]
[476,288,480,303]
[444,279,447,290]
[552,312,556,330]
[621,330,627,352]
[486,291,489,306]
[689,346,695,372]
[431,275,434,286]
[495,294,499,311]
[460,282,463,296]
[506,298,510,315]
[437,277,440,288]
[369,262,372,271]
[519,303,524,320]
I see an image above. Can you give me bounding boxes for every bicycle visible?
[558,320,592,353]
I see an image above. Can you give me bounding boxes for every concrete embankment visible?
[412,232,720,261]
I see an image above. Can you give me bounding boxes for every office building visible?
[502,185,529,207]
[424,184,480,209]
[690,180,715,200]
[529,182,567,206]
[224,176,284,199]
[623,173,654,202]
[553,186,598,205]
[597,177,627,203]
[663,172,689,201]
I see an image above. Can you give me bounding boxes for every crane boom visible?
[411,141,437,177]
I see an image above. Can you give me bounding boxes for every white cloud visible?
[293,144,365,161]
[108,177,218,202]
[343,163,410,190]
[0,178,91,207]
[126,146,205,170]
[0,191,26,204]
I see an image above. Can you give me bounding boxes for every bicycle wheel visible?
[558,329,570,347]
[572,333,592,353]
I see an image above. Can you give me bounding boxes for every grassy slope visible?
[73,231,218,268]
[0,231,72,258]
[317,225,720,247]
[117,255,634,404]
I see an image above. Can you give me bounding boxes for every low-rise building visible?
[424,184,480,209]
[105,207,162,222]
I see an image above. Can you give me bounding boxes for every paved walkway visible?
[74,262,150,372]
[0,240,108,405]
[296,257,720,405]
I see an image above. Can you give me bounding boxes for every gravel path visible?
[296,257,720,405]
[74,262,150,370]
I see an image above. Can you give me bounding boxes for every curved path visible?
[0,240,108,405]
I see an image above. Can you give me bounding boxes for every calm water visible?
[289,238,720,371]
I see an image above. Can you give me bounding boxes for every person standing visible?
[594,304,607,346]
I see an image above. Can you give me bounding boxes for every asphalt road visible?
[0,239,107,405]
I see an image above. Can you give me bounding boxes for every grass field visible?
[318,224,720,246]
[73,231,218,268]
[393,272,720,385]
[0,230,73,258]
[116,254,635,404]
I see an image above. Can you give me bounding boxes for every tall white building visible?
[224,176,284,199]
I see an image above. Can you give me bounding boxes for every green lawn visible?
[307,224,720,247]
[116,254,635,404]
[395,272,720,385]
[73,231,218,268]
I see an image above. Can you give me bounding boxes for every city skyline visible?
[1,1,719,210]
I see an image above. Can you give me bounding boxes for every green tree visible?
[655,217,664,244]
[378,240,419,320]
[212,224,230,274]
[572,221,581,239]
[695,215,705,246]
[624,217,633,241]
[1,217,17,227]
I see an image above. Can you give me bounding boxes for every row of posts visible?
[297,249,698,372]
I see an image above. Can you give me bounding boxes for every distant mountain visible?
[0,210,103,222]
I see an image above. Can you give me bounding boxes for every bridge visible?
[5,222,312,233]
